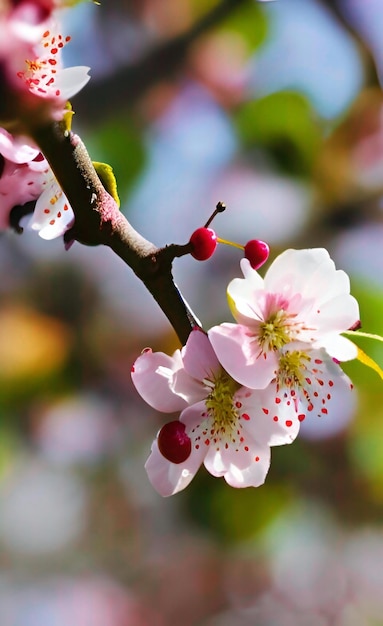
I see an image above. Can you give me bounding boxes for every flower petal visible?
[289,349,354,421]
[264,248,333,295]
[171,368,208,405]
[29,183,75,240]
[236,386,301,447]
[181,327,220,381]
[203,430,271,488]
[310,293,360,337]
[224,447,271,488]
[0,129,39,163]
[208,323,277,389]
[145,437,204,497]
[228,259,264,321]
[53,66,91,100]
[131,348,187,413]
[318,334,358,361]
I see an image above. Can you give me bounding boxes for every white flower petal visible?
[0,129,39,163]
[311,293,360,336]
[208,323,277,389]
[172,368,207,405]
[224,448,271,488]
[181,403,273,488]
[181,328,220,381]
[264,248,332,295]
[318,334,358,361]
[291,349,354,421]
[214,436,272,488]
[54,66,91,100]
[239,257,265,287]
[29,180,74,240]
[236,386,301,447]
[145,438,204,497]
[131,349,187,413]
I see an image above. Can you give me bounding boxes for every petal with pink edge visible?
[181,327,220,381]
[0,129,39,163]
[208,323,277,389]
[172,368,207,405]
[145,438,205,497]
[131,349,187,413]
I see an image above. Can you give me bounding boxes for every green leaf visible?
[234,91,322,175]
[218,2,268,52]
[93,161,120,207]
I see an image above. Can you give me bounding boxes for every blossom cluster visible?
[132,248,359,496]
[0,0,90,239]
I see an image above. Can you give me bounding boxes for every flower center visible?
[276,350,310,390]
[259,309,294,351]
[204,370,241,435]
[17,31,71,97]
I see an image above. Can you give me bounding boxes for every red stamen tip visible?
[189,227,217,261]
[244,239,270,269]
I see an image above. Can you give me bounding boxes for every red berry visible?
[244,240,269,269]
[189,227,217,261]
[158,420,192,464]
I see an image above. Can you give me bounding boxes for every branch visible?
[31,122,200,345]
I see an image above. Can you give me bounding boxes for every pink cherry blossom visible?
[208,249,360,390]
[131,329,300,497]
[0,128,40,163]
[1,1,90,122]
[0,128,47,229]
[0,127,74,238]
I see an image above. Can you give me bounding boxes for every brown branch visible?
[31,122,201,345]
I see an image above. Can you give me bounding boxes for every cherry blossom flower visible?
[0,128,47,228]
[1,1,90,122]
[0,128,40,163]
[208,249,360,389]
[0,127,74,238]
[131,328,300,497]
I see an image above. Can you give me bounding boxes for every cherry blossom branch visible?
[31,121,200,345]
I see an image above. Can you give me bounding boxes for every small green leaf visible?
[93,161,120,207]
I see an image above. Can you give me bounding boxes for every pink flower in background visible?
[0,127,74,238]
[0,128,47,229]
[0,127,40,162]
[131,329,300,496]
[209,249,360,389]
[1,1,90,121]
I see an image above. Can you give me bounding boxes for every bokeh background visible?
[2,0,383,623]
